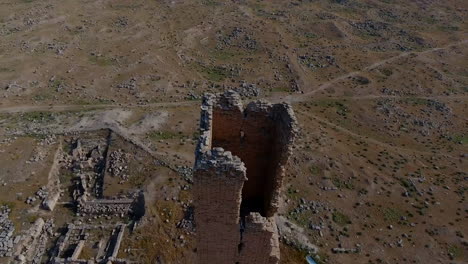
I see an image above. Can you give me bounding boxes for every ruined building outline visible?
[194,91,298,264]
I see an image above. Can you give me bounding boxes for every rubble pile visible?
[176,206,195,232]
[12,218,55,264]
[31,219,55,264]
[36,186,48,199]
[39,134,57,145]
[232,82,261,98]
[77,199,134,217]
[216,27,258,50]
[25,186,48,205]
[298,54,337,69]
[108,149,130,182]
[67,138,107,200]
[0,206,15,257]
[176,165,193,183]
[116,77,138,91]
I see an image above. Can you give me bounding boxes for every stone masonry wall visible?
[238,213,280,264]
[194,91,297,264]
[194,148,246,263]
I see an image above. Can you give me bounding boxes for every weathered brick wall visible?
[265,103,298,217]
[194,91,297,264]
[238,213,280,264]
[194,149,246,263]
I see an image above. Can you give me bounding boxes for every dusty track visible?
[0,100,198,114]
[1,40,466,115]
[298,110,456,158]
[283,39,468,103]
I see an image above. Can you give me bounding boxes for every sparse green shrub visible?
[332,211,351,226]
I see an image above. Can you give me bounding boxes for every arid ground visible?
[0,0,467,263]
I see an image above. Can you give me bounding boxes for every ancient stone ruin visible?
[0,206,15,257]
[49,223,127,264]
[194,91,298,264]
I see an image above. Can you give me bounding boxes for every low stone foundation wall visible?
[77,199,134,216]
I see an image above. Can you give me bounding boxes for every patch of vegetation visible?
[89,55,115,67]
[80,245,95,259]
[380,68,393,77]
[331,0,349,4]
[33,94,52,101]
[438,25,459,32]
[62,143,72,154]
[271,86,290,93]
[279,243,308,264]
[0,201,16,210]
[0,67,14,73]
[48,78,67,91]
[191,131,200,141]
[26,214,39,223]
[211,49,240,61]
[286,187,300,200]
[354,75,370,85]
[404,97,429,106]
[197,64,229,82]
[423,16,437,25]
[358,188,368,196]
[73,99,93,105]
[451,134,467,144]
[20,111,55,123]
[25,133,48,139]
[382,207,403,222]
[59,170,74,185]
[312,252,330,264]
[331,177,354,189]
[313,99,350,117]
[448,244,463,259]
[98,98,114,104]
[127,164,153,188]
[332,211,351,226]
[111,4,143,9]
[122,201,187,263]
[304,32,317,39]
[399,178,417,194]
[148,131,181,141]
[202,0,220,6]
[334,102,349,116]
[255,9,283,20]
[309,165,322,176]
[0,113,11,120]
[290,209,313,228]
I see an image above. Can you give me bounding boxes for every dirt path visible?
[0,100,198,114]
[304,94,468,101]
[0,40,465,115]
[298,110,456,158]
[283,38,468,103]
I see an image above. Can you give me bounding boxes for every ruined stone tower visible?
[193,91,298,264]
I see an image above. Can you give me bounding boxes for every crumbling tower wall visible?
[194,91,297,264]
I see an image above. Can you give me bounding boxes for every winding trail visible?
[298,110,456,158]
[0,39,466,161]
[0,100,198,114]
[283,38,468,103]
[0,39,467,114]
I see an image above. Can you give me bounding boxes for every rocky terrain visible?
[0,0,466,263]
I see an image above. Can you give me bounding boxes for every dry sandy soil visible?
[0,0,467,263]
